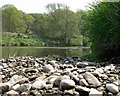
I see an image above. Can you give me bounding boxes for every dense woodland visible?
[1,1,120,61]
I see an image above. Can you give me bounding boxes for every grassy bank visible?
[2,32,84,46]
[2,32,44,46]
[2,32,62,46]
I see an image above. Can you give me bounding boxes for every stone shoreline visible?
[0,56,119,96]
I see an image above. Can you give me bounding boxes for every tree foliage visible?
[86,2,120,60]
[45,3,81,46]
[2,4,26,33]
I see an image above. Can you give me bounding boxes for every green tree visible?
[86,2,120,61]
[23,14,34,33]
[76,10,90,46]
[46,3,81,46]
[2,4,26,33]
[30,13,48,38]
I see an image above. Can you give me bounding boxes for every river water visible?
[1,46,91,58]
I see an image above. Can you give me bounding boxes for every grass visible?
[2,32,61,46]
[2,32,44,46]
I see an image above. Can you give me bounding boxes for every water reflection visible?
[1,47,91,58]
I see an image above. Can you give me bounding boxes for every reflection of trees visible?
[2,47,91,58]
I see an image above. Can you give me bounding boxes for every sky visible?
[0,0,96,13]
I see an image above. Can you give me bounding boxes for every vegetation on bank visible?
[1,4,88,46]
[2,32,83,46]
[85,2,120,61]
[1,2,120,61]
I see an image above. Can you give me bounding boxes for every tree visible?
[23,14,34,33]
[2,4,26,33]
[46,3,80,46]
[86,2,120,61]
[30,13,48,38]
[76,10,90,46]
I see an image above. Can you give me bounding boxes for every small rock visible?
[32,80,46,89]
[106,83,119,94]
[76,62,88,68]
[113,80,120,86]
[64,89,74,95]
[21,92,29,96]
[9,75,28,86]
[45,84,53,90]
[6,90,19,96]
[43,64,54,73]
[89,88,103,96]
[72,75,79,84]
[17,83,31,92]
[25,68,38,73]
[79,79,89,86]
[83,72,101,87]
[46,75,58,84]
[11,84,20,91]
[0,83,9,94]
[53,76,70,87]
[75,86,90,93]
[60,79,75,90]
[49,60,57,65]
[99,74,108,80]
[117,92,120,96]
[8,62,17,68]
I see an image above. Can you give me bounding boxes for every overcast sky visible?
[0,0,96,13]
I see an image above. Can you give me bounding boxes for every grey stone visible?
[43,64,54,72]
[0,83,9,94]
[17,83,31,92]
[20,92,29,96]
[79,79,89,86]
[83,72,101,87]
[11,84,20,91]
[117,92,120,96]
[60,79,75,90]
[53,76,70,87]
[76,62,88,68]
[9,75,28,86]
[89,88,103,96]
[6,90,19,96]
[32,80,46,89]
[75,86,90,92]
[106,83,119,94]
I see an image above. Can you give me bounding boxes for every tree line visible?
[2,3,88,46]
[1,2,120,61]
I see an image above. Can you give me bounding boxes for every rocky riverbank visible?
[0,56,119,96]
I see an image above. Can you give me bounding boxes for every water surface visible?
[1,46,91,58]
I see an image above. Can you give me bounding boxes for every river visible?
[1,46,91,58]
